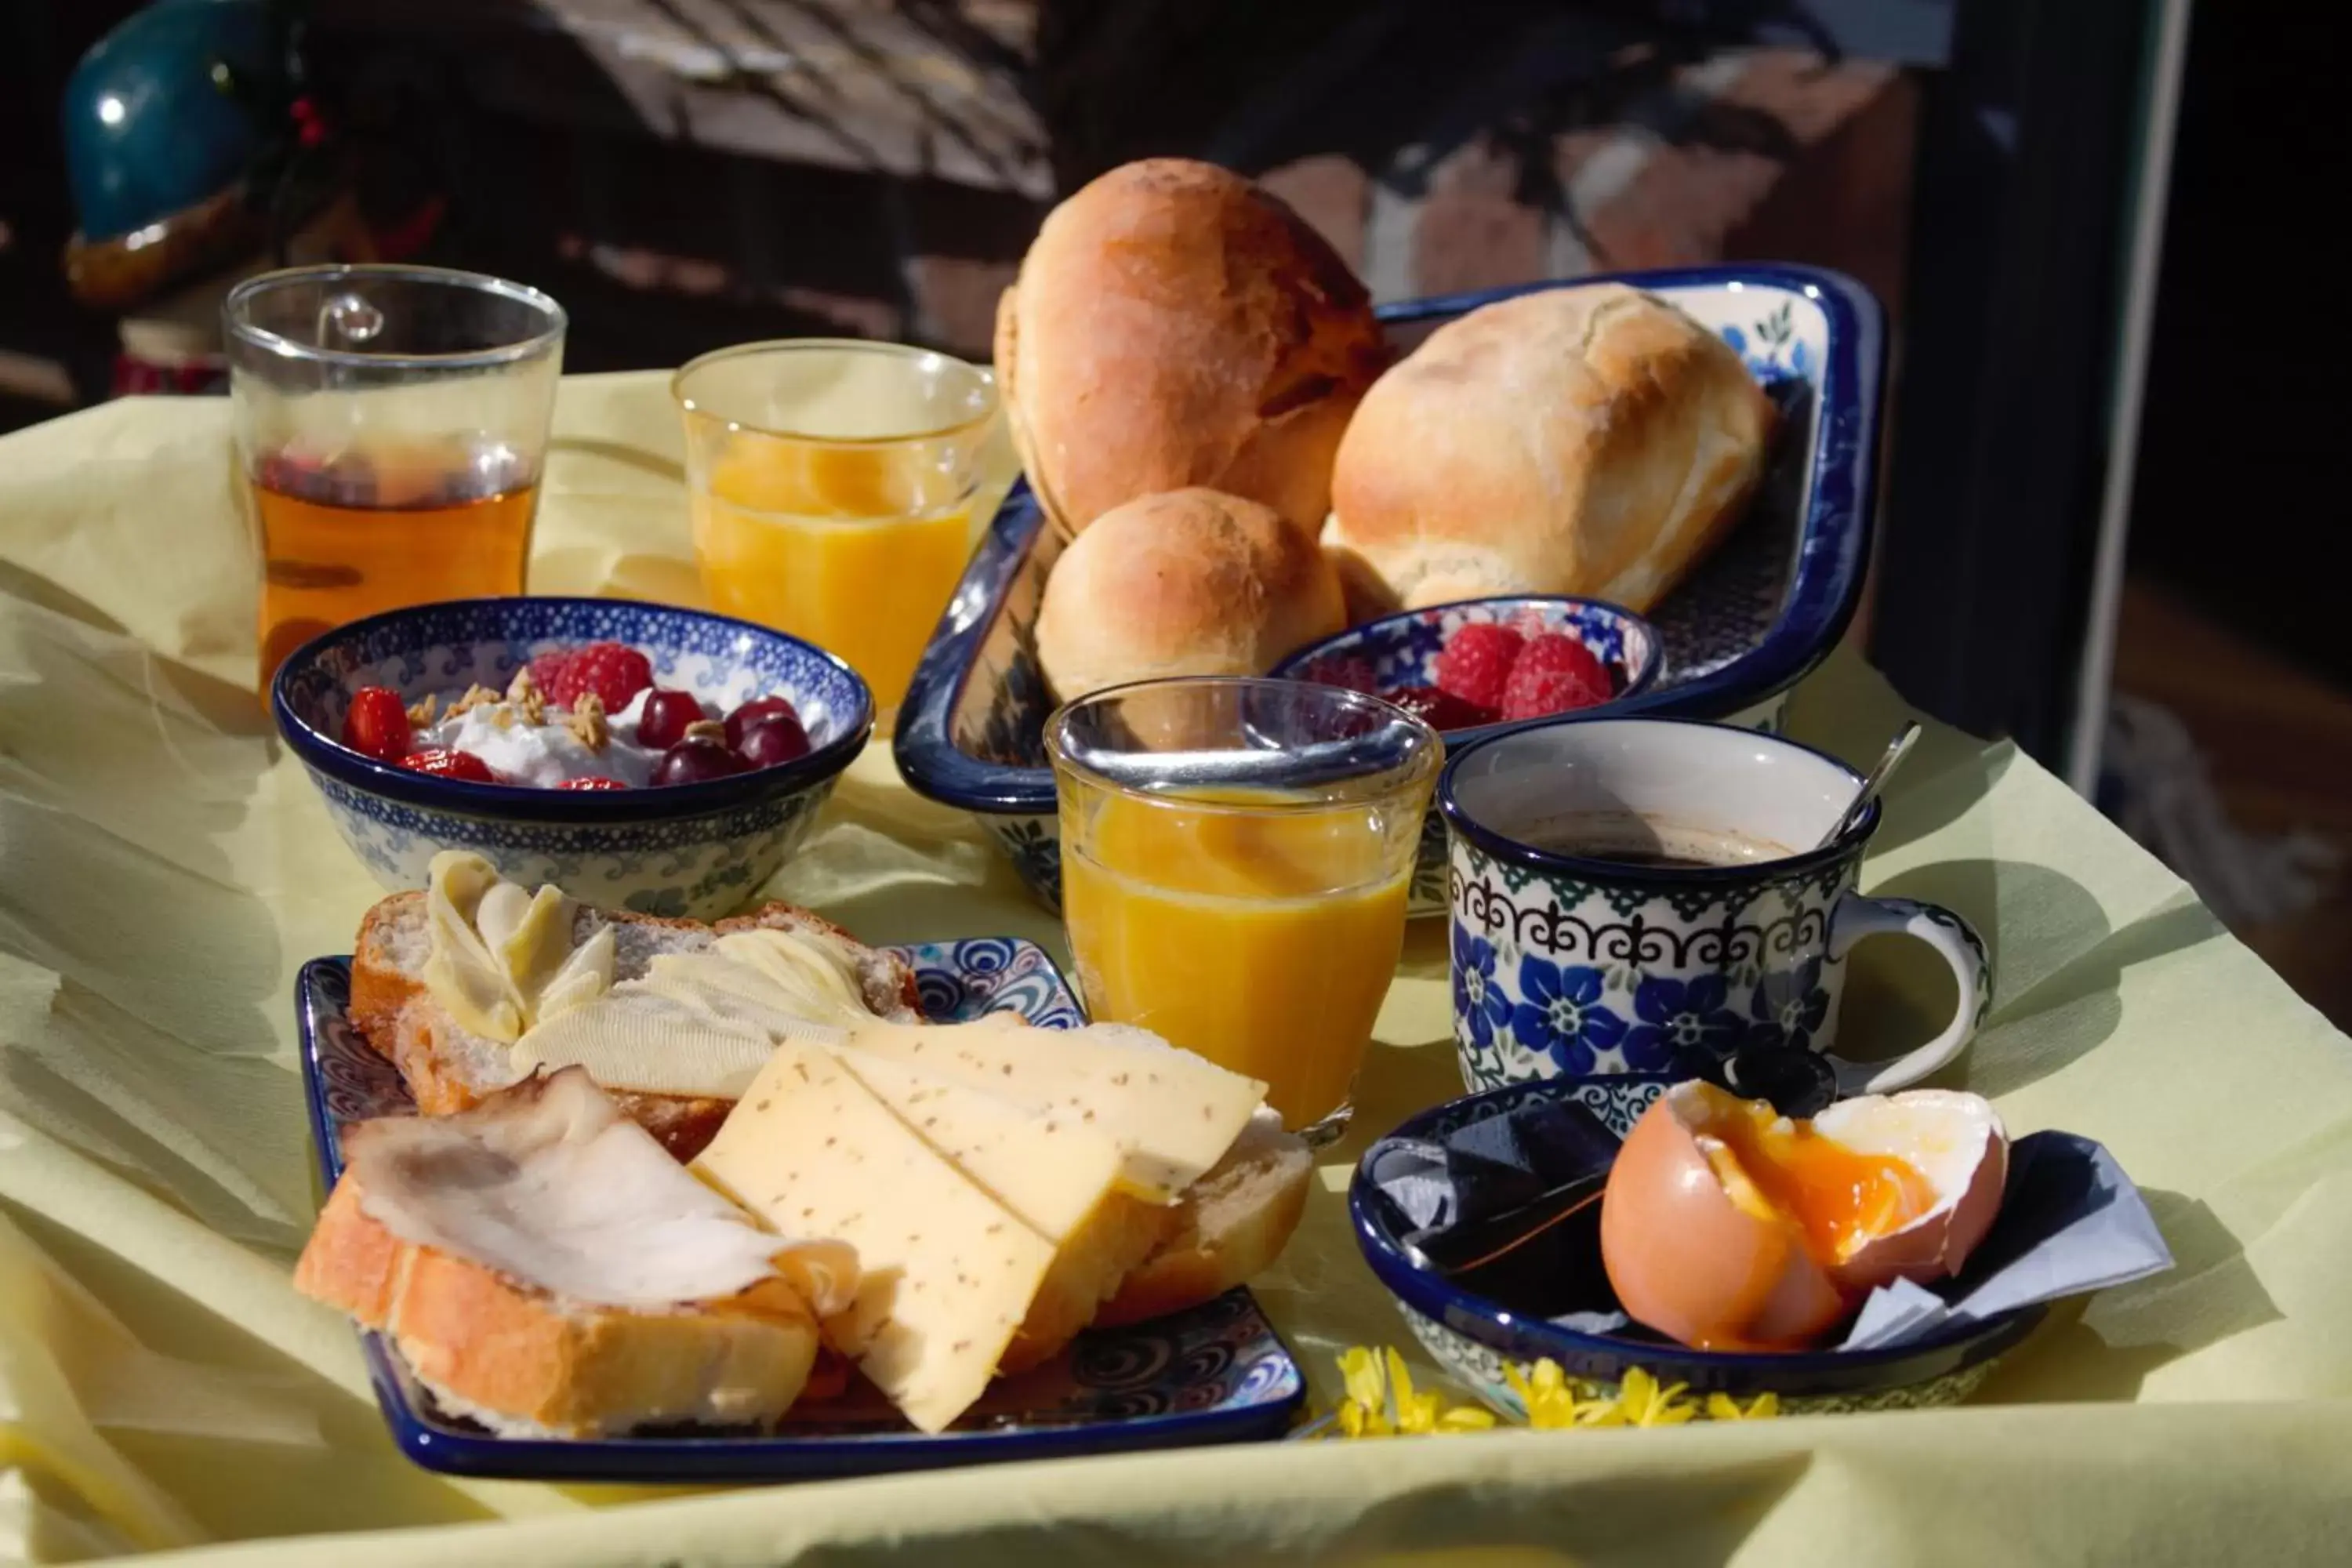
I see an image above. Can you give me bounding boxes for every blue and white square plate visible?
[296,939,1305,1481]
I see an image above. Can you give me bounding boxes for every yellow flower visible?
[1312,1349,1776,1439]
[1327,1346,1497,1438]
[1504,1358,1586,1430]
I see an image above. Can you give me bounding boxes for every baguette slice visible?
[296,1071,853,1438]
[1095,1112,1314,1327]
[350,890,921,1160]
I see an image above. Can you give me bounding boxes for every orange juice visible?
[1061,789,1412,1129]
[691,436,972,711]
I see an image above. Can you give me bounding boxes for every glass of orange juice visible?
[672,340,1000,715]
[224,265,567,681]
[1047,677,1442,1142]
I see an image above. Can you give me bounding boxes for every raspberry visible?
[546,641,654,713]
[1379,684,1498,732]
[339,685,412,763]
[527,650,572,693]
[400,749,499,783]
[1434,622,1524,711]
[1499,634,1613,720]
[1301,654,1381,694]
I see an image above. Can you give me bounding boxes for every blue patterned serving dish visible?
[895,264,1885,913]
[1351,1074,2043,1418]
[296,939,1305,1480]
[1270,594,1663,914]
[272,597,872,920]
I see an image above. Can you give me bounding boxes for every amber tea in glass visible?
[224,265,565,677]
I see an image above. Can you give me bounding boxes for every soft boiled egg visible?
[1599,1081,2008,1351]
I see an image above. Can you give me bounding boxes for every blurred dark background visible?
[3,0,2344,1022]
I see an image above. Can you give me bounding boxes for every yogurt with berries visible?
[337,640,813,789]
[419,685,677,787]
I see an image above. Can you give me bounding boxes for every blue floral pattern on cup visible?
[1510,959,1627,1075]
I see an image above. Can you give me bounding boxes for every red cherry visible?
[400,749,498,783]
[1378,684,1498,732]
[651,737,751,786]
[737,713,812,768]
[724,695,800,750]
[340,686,412,763]
[636,688,708,751]
[557,776,630,791]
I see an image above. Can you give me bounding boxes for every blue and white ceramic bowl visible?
[1271,595,1663,914]
[895,264,1886,914]
[1351,1073,2044,1417]
[272,597,873,920]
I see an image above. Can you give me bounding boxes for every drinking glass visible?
[224,264,566,678]
[1046,677,1442,1144]
[672,340,1001,716]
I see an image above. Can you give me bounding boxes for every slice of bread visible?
[1094,1112,1315,1327]
[350,891,921,1160]
[295,1073,839,1439]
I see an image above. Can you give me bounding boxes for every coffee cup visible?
[1438,717,1988,1112]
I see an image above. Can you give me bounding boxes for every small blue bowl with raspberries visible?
[271,597,873,920]
[1270,595,1664,914]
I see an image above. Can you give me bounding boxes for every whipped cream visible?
[417,687,706,787]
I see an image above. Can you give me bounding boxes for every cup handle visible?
[1823,895,1991,1097]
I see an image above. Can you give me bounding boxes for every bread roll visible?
[996,158,1387,535]
[1033,488,1345,702]
[1326,284,1776,614]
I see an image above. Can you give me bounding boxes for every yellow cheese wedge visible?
[839,1015,1266,1200]
[691,1042,1059,1433]
[829,1048,1173,1371]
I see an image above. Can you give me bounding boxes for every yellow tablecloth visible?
[4,374,2350,1566]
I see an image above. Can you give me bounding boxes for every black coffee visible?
[1522,813,1789,869]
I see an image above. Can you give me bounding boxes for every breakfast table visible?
[5,370,2351,1566]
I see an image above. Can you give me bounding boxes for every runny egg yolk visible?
[1704,1100,1936,1264]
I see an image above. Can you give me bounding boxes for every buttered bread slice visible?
[349,863,920,1159]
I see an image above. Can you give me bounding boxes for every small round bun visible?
[996,158,1387,535]
[1033,488,1346,702]
[1326,283,1777,613]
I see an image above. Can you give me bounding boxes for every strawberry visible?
[546,641,654,713]
[400,749,499,783]
[339,686,412,763]
[1434,622,1524,712]
[1379,684,1498,732]
[1301,654,1381,694]
[1499,633,1613,720]
[557,775,630,791]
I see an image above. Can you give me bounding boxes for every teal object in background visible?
[60,0,285,243]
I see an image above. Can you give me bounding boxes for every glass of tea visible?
[223,264,566,678]
[672,340,1001,717]
[1046,677,1442,1144]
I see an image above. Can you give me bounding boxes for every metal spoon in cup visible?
[1817,720,1922,849]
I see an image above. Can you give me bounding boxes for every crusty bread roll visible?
[996,158,1387,535]
[1033,488,1346,702]
[1325,283,1777,614]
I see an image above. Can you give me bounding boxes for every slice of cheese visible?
[839,1014,1266,1200]
[691,1041,1058,1433]
[829,1048,1173,1372]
